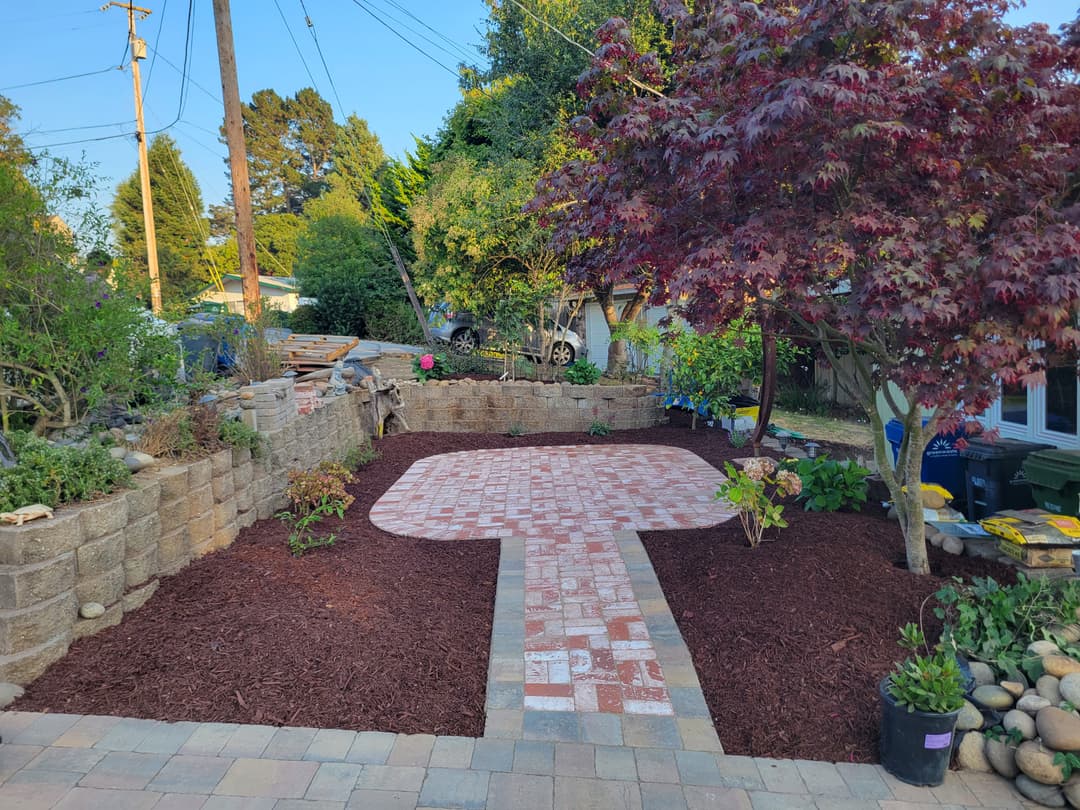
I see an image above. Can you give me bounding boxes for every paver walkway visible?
[0,445,1036,808]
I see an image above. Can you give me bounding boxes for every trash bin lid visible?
[1023,450,1080,488]
[960,437,1055,461]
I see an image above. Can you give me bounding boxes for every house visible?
[978,366,1079,449]
[195,274,300,314]
[575,285,672,372]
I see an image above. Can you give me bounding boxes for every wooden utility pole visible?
[211,0,261,319]
[103,2,162,313]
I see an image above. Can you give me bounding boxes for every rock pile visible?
[956,631,1080,807]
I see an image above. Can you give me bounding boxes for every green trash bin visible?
[1022,449,1080,517]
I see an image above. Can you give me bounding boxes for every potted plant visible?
[880,622,966,786]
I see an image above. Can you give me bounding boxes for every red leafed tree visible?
[537,0,1080,574]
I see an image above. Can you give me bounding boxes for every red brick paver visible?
[370,444,736,715]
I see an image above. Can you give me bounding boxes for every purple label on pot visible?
[924,732,952,750]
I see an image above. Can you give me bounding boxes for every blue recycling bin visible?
[884,418,968,500]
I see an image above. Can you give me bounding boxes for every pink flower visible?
[420,354,435,370]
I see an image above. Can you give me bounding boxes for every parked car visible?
[427,304,586,365]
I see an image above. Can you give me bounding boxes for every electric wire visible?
[145,45,222,105]
[273,0,322,94]
[162,136,223,289]
[1,65,122,93]
[145,0,196,136]
[141,0,170,99]
[297,0,344,114]
[360,0,477,67]
[373,0,477,63]
[348,0,460,79]
[33,119,134,135]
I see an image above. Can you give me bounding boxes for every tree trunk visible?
[594,282,650,375]
[751,314,777,453]
[899,418,931,574]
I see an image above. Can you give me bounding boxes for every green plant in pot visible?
[879,623,966,786]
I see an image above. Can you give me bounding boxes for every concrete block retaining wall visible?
[399,380,666,433]
[0,376,659,685]
[0,386,370,685]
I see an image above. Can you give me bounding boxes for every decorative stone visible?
[1050,624,1080,644]
[922,489,947,509]
[1064,774,1080,809]
[1045,655,1080,678]
[1018,694,1053,714]
[928,531,945,548]
[109,446,127,460]
[1039,675,1064,705]
[1002,680,1026,699]
[0,682,25,708]
[958,699,985,731]
[969,661,997,687]
[942,535,965,555]
[986,737,1020,779]
[1016,740,1067,785]
[1004,709,1037,740]
[79,602,105,619]
[1030,640,1063,658]
[957,731,992,772]
[1037,706,1080,752]
[124,451,156,472]
[972,684,1015,710]
[1060,678,1080,715]
[1015,774,1066,807]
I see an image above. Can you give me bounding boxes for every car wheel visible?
[449,328,479,354]
[550,342,575,366]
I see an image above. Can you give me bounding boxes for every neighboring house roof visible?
[194,274,298,298]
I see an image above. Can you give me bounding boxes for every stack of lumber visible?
[278,334,359,371]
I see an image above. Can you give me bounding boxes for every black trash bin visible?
[961,437,1054,520]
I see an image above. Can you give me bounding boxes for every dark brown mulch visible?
[15,412,1016,756]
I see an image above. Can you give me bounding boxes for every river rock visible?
[1038,706,1080,752]
[0,682,25,708]
[958,699,985,731]
[1044,656,1080,678]
[1050,624,1080,644]
[1019,694,1053,714]
[1039,675,1064,705]
[973,684,1015,710]
[1061,673,1080,706]
[108,446,127,460]
[956,731,992,772]
[928,531,945,548]
[1016,740,1067,785]
[969,661,997,687]
[79,602,105,619]
[1030,640,1063,658]
[1016,774,1066,807]
[986,737,1020,779]
[1004,709,1037,740]
[123,451,155,473]
[942,535,965,555]
[1002,680,1027,699]
[1064,774,1080,808]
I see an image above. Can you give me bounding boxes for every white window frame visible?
[986,372,1080,448]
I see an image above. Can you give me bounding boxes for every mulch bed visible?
[15,409,1016,758]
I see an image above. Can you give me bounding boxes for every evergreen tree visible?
[112,134,211,302]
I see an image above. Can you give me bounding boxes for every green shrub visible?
[219,417,264,458]
[364,300,425,344]
[775,381,831,415]
[564,359,601,385]
[340,437,379,470]
[289,304,321,334]
[790,455,870,512]
[0,432,131,512]
[587,420,611,436]
[276,462,355,557]
[887,623,966,714]
[935,574,1080,682]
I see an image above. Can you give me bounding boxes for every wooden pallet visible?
[279,334,360,369]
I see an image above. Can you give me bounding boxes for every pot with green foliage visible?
[880,623,967,786]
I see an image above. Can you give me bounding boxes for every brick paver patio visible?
[0,445,1035,808]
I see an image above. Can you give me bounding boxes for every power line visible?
[145,44,222,105]
[297,0,344,114]
[32,119,134,135]
[24,131,134,151]
[272,0,321,94]
[374,0,477,63]
[141,0,170,98]
[363,0,476,67]
[348,0,460,80]
[1,65,122,93]
[145,0,197,136]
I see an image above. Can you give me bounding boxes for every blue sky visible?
[1,1,1074,214]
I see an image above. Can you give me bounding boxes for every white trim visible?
[983,376,1080,449]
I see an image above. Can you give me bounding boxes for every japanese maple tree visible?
[538,0,1080,574]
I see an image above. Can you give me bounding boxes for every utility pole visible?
[103,2,162,314]
[211,0,261,319]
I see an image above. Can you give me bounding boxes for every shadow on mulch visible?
[15,409,1015,755]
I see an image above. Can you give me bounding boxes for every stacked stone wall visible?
[399,380,665,434]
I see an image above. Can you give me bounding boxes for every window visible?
[1046,364,1078,436]
[1000,381,1027,426]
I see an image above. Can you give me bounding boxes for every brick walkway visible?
[0,445,1035,808]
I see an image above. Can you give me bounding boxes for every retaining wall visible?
[399,379,666,433]
[0,388,370,684]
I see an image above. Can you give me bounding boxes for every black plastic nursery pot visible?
[878,677,961,786]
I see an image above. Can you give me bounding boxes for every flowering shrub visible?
[277,462,355,556]
[716,457,802,548]
[413,352,452,382]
